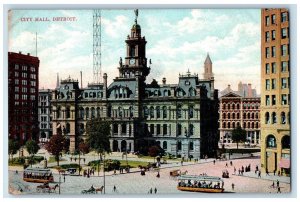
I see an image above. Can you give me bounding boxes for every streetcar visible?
[177,175,225,193]
[23,167,54,183]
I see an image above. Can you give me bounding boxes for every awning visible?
[278,159,290,168]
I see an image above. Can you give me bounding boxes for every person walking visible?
[234,167,236,175]
[230,161,233,166]
[113,185,117,192]
[276,180,279,188]
[231,183,235,191]
[149,188,153,194]
[225,163,228,167]
[63,175,65,182]
[154,187,157,194]
[213,160,215,165]
[258,170,261,178]
[266,169,270,176]
[277,186,281,193]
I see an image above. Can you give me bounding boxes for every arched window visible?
[113,124,118,134]
[265,112,270,124]
[223,122,226,128]
[57,107,61,118]
[189,105,194,118]
[163,141,167,150]
[251,113,254,119]
[236,103,240,109]
[227,113,230,119]
[252,122,254,129]
[223,113,226,119]
[237,122,240,127]
[66,107,70,119]
[150,106,154,118]
[177,141,182,151]
[189,141,194,150]
[255,113,259,119]
[272,112,277,124]
[189,88,196,96]
[129,106,133,118]
[156,106,160,118]
[79,107,84,119]
[163,90,168,97]
[237,113,240,119]
[281,112,286,124]
[232,104,235,110]
[256,122,259,128]
[247,122,250,128]
[177,105,182,119]
[66,123,70,134]
[144,106,149,118]
[177,123,182,135]
[227,104,230,110]
[266,135,277,148]
[227,122,230,128]
[281,135,290,149]
[91,107,95,118]
[243,113,246,119]
[118,107,123,117]
[247,113,250,119]
[232,113,235,119]
[189,124,194,136]
[96,107,100,118]
[85,107,89,119]
[243,122,246,128]
[163,106,167,119]
[232,122,236,129]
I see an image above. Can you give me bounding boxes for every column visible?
[154,124,157,136]
[109,140,113,151]
[118,140,121,152]
[118,124,121,136]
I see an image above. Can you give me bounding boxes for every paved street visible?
[9,151,290,196]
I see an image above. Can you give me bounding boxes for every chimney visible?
[27,53,30,56]
[162,77,166,85]
[19,51,22,54]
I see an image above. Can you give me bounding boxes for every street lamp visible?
[59,172,61,195]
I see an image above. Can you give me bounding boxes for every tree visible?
[78,141,90,175]
[86,118,111,194]
[25,140,40,167]
[148,145,161,162]
[9,139,20,163]
[86,118,111,154]
[231,125,247,149]
[45,134,67,166]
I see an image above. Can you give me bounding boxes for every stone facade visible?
[38,89,53,143]
[50,14,219,159]
[260,9,290,175]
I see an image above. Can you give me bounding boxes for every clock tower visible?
[118,9,150,81]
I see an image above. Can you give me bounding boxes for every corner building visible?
[260,9,290,175]
[8,52,40,145]
[51,15,219,159]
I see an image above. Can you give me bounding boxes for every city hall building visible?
[51,15,219,159]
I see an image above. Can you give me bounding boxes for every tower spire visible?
[203,53,213,80]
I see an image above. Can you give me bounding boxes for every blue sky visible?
[8,9,261,93]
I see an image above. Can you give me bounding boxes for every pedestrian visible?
[156,172,160,178]
[15,170,18,174]
[63,175,65,182]
[113,185,117,192]
[258,170,261,178]
[271,181,275,188]
[149,188,153,194]
[278,170,281,176]
[230,161,233,166]
[231,183,235,191]
[277,186,281,193]
[225,163,228,167]
[181,160,183,166]
[238,168,241,175]
[234,167,236,175]
[213,160,215,165]
[266,169,269,176]
[276,180,279,188]
[154,187,157,194]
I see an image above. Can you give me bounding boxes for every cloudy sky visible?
[8,9,261,93]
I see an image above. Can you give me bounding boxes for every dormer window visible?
[185,80,190,85]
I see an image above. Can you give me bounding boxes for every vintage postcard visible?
[7,8,290,195]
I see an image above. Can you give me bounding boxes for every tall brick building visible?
[260,9,290,175]
[8,52,40,145]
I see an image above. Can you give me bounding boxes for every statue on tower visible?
[134,9,139,24]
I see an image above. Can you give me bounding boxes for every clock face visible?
[130,59,135,65]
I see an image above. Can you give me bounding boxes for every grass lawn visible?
[119,160,149,168]
[47,156,66,163]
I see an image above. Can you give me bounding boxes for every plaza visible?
[9,151,290,195]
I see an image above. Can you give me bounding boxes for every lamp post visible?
[103,153,105,194]
[59,172,61,195]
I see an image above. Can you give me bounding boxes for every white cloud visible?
[102,15,129,38]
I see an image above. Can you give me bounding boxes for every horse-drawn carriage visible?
[81,186,104,194]
[36,183,59,193]
[222,169,229,178]
[170,169,181,177]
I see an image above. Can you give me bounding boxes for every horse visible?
[36,183,50,193]
[95,186,104,194]
[49,184,59,193]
